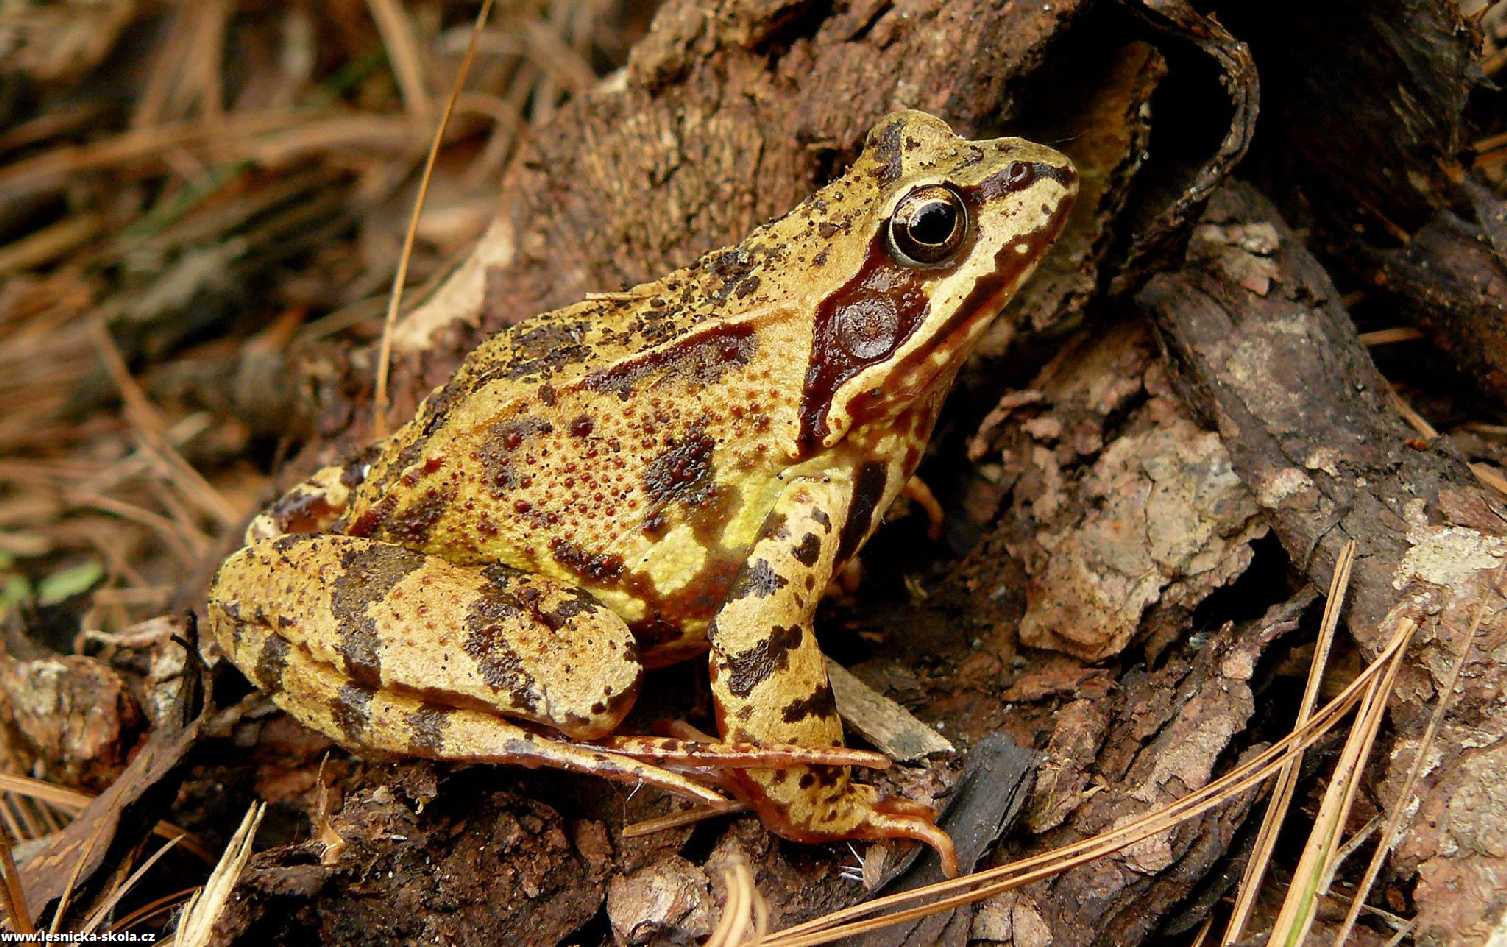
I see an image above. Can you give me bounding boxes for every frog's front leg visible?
[707,475,959,877]
[207,534,725,804]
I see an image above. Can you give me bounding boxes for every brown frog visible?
[207,110,1077,877]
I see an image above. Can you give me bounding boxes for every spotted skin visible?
[207,109,1078,876]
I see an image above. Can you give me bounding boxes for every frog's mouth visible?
[945,172,1078,351]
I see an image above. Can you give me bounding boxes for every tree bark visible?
[1139,181,1507,944]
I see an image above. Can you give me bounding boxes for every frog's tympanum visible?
[208,110,1076,877]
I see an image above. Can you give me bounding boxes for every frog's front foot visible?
[732,774,958,877]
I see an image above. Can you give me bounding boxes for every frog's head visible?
[796,110,1077,453]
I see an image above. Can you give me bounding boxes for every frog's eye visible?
[888,185,968,267]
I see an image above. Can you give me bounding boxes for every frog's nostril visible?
[1035,161,1077,188]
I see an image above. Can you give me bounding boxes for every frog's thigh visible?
[217,604,723,804]
[210,534,642,740]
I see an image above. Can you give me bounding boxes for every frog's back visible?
[338,242,818,650]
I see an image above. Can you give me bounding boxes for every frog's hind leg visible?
[209,533,726,804]
[595,735,893,770]
[212,533,644,740]
[217,591,726,805]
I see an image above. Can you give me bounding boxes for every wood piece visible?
[1012,593,1307,945]
[1222,0,1507,403]
[976,321,1268,662]
[1365,189,1507,400]
[1107,0,1259,295]
[1223,0,1474,236]
[1139,181,1507,944]
[826,658,954,763]
[855,735,1038,947]
[14,633,202,920]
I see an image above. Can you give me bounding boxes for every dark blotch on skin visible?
[407,705,450,754]
[383,486,454,547]
[707,249,759,303]
[781,681,837,724]
[729,559,788,600]
[792,533,822,568]
[584,323,756,401]
[837,462,888,565]
[475,416,553,496]
[484,564,603,631]
[333,683,375,741]
[873,119,904,185]
[643,421,718,527]
[497,318,593,381]
[550,538,625,583]
[254,634,291,691]
[345,493,398,539]
[463,589,540,714]
[493,416,554,450]
[330,544,426,687]
[724,623,804,697]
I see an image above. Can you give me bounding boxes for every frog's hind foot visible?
[739,782,959,879]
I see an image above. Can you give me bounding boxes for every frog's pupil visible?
[911,202,955,245]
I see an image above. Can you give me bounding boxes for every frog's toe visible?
[866,796,958,878]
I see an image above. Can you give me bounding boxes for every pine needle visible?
[79,835,184,933]
[622,801,748,839]
[0,832,34,935]
[0,774,214,863]
[1222,540,1355,944]
[1333,603,1487,943]
[371,0,497,438]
